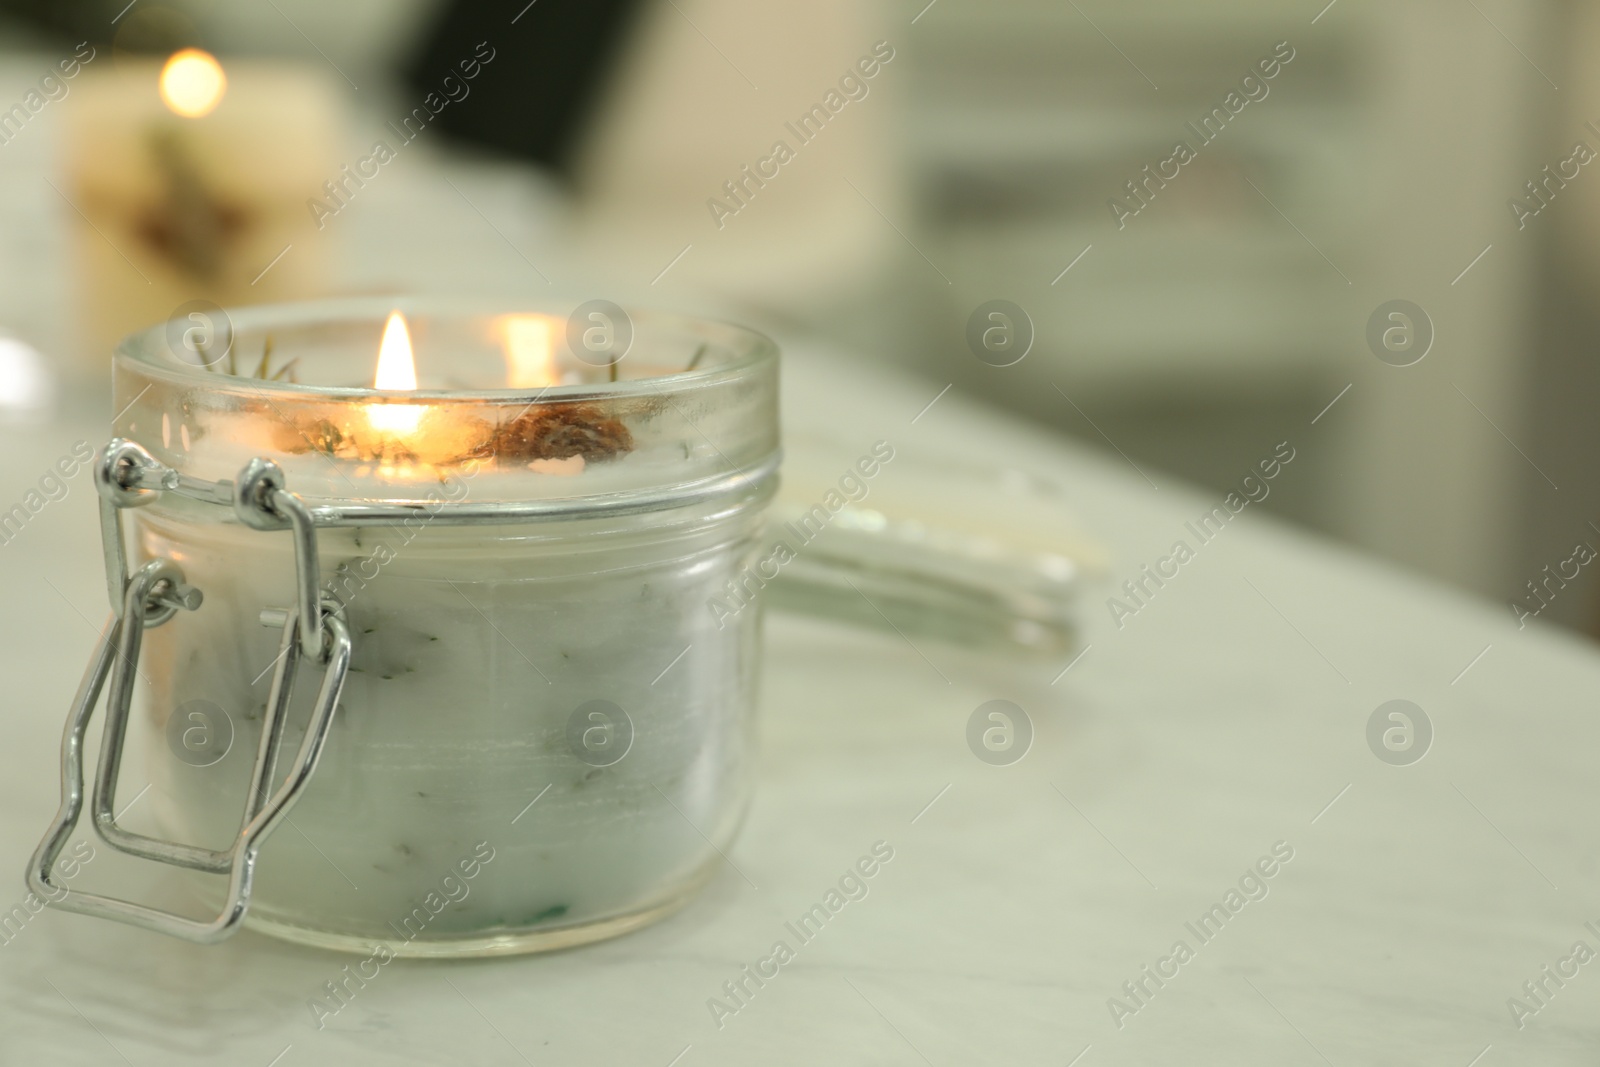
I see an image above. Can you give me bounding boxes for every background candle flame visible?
[499,314,557,388]
[158,49,227,119]
[369,310,423,434]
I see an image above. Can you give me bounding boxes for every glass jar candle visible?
[30,298,780,957]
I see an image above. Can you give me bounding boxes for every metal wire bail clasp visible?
[233,456,327,661]
[27,440,351,943]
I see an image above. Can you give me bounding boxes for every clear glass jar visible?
[110,298,779,956]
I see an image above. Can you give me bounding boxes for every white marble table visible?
[1,337,1597,1066]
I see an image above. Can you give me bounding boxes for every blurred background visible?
[0,0,1596,636]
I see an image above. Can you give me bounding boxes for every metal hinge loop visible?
[27,585,350,943]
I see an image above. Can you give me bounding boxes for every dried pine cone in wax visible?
[486,402,634,466]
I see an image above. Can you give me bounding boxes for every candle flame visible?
[500,314,557,388]
[370,311,423,434]
[159,49,227,119]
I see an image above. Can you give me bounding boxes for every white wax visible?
[134,497,764,955]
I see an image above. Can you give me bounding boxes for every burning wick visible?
[369,311,423,434]
[159,49,227,119]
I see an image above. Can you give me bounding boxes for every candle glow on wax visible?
[369,311,424,435]
[159,49,227,119]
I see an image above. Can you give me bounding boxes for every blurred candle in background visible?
[61,49,342,373]
[158,48,227,118]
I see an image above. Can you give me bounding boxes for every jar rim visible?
[114,296,778,402]
[110,297,782,514]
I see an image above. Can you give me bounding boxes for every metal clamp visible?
[27,440,350,943]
